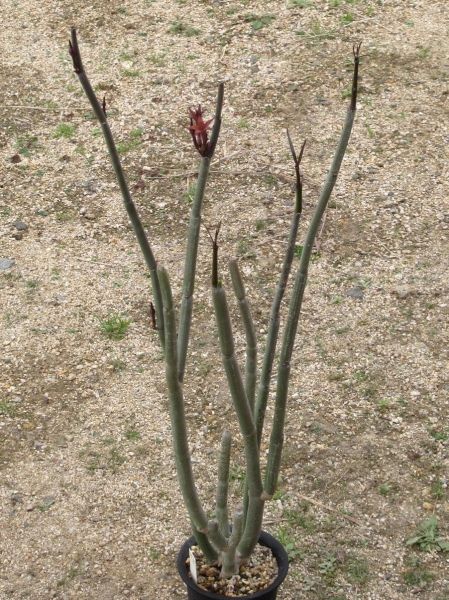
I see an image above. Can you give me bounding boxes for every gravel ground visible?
[1,1,448,599]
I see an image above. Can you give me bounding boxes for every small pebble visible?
[13,220,28,231]
[346,286,364,300]
[0,258,15,270]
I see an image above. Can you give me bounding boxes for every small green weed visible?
[431,480,446,500]
[148,52,166,67]
[346,556,369,584]
[0,205,12,218]
[319,553,338,580]
[229,465,245,483]
[272,488,287,501]
[236,239,255,259]
[403,566,434,586]
[341,12,354,24]
[277,526,301,561]
[25,279,39,290]
[353,369,369,382]
[116,128,144,154]
[169,21,200,36]
[55,209,75,222]
[148,546,161,560]
[429,429,448,442]
[183,182,197,205]
[417,46,430,59]
[54,123,76,139]
[294,244,303,258]
[298,20,335,39]
[403,557,434,586]
[406,517,449,552]
[244,14,275,30]
[108,448,126,472]
[119,51,135,61]
[263,174,277,187]
[122,69,141,78]
[377,398,391,412]
[110,358,126,372]
[237,117,250,129]
[0,401,17,417]
[100,315,131,340]
[16,135,39,156]
[378,482,396,497]
[125,429,141,441]
[285,507,316,531]
[289,0,310,7]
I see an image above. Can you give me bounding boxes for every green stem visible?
[177,84,224,382]
[215,430,231,538]
[212,284,264,558]
[192,525,218,564]
[229,260,257,411]
[221,509,244,578]
[69,29,164,347]
[207,519,228,553]
[177,157,211,382]
[158,267,215,560]
[254,209,301,446]
[264,47,360,497]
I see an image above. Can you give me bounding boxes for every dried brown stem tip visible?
[188,105,214,157]
[286,130,306,212]
[68,28,83,74]
[350,41,362,111]
[149,301,157,330]
[204,222,222,287]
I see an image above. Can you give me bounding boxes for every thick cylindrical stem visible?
[192,525,219,564]
[177,157,211,382]
[177,84,224,382]
[158,268,215,559]
[212,284,264,557]
[207,519,229,553]
[254,136,305,446]
[221,509,244,578]
[229,260,257,411]
[264,51,360,497]
[215,430,231,538]
[254,210,301,446]
[69,29,164,347]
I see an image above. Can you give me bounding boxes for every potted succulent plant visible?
[68,29,361,598]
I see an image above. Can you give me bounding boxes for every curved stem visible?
[264,46,361,496]
[229,260,257,411]
[69,29,164,347]
[158,267,215,561]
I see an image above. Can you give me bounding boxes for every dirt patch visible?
[1,1,448,599]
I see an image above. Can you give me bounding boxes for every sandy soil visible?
[1,0,448,598]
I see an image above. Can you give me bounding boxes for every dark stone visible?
[13,220,28,231]
[40,496,56,510]
[0,258,15,270]
[11,493,23,505]
[346,286,364,300]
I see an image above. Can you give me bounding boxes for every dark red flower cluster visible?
[188,105,214,156]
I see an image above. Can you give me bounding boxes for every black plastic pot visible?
[177,531,289,600]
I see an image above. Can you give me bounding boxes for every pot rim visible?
[177,530,289,600]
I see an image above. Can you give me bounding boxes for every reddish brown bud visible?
[188,105,214,157]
